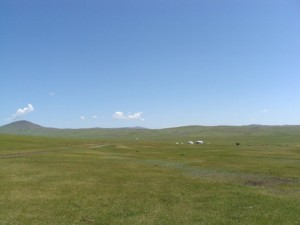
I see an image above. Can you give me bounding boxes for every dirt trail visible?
[0,144,114,159]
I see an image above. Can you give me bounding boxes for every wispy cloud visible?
[113,111,144,121]
[128,112,144,120]
[262,109,268,113]
[80,115,98,121]
[12,104,34,120]
[92,115,98,119]
[48,92,55,96]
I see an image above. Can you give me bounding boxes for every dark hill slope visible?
[0,120,43,132]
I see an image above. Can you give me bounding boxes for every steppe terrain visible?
[0,121,299,225]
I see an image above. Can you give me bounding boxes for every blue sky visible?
[1,0,300,128]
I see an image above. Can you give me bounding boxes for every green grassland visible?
[0,127,300,225]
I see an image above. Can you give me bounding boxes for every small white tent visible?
[196,140,204,144]
[188,141,194,144]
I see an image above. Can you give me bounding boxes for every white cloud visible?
[80,116,86,120]
[48,92,55,96]
[12,104,34,120]
[262,109,268,113]
[92,115,98,119]
[113,111,144,120]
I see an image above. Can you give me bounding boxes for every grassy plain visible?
[0,131,299,225]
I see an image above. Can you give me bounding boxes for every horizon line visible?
[1,119,300,130]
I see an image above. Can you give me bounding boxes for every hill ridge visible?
[1,120,300,142]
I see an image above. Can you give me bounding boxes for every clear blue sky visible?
[1,0,300,128]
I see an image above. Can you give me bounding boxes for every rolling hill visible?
[0,120,44,131]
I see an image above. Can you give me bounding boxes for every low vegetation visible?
[0,124,299,224]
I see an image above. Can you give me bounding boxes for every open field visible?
[0,131,300,225]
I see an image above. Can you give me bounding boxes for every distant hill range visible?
[0,120,300,144]
[0,120,147,132]
[0,120,153,139]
